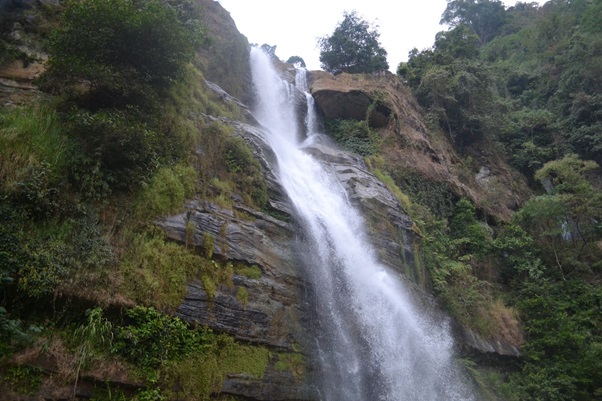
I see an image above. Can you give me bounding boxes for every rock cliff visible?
[159,115,314,399]
[308,70,529,222]
[155,2,524,399]
[156,98,432,398]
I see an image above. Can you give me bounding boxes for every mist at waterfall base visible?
[250,48,476,401]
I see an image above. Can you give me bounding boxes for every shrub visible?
[114,306,204,368]
[135,164,198,219]
[67,107,162,190]
[324,119,379,156]
[42,0,205,109]
[18,238,72,297]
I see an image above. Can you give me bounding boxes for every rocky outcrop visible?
[0,58,44,105]
[0,11,47,106]
[302,139,426,288]
[194,0,253,104]
[309,71,394,128]
[308,70,529,222]
[461,327,521,358]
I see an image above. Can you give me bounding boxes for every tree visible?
[397,24,501,146]
[41,0,205,109]
[414,59,500,145]
[433,25,480,60]
[441,0,507,45]
[318,11,388,74]
[397,25,479,89]
[515,155,602,277]
[286,56,306,68]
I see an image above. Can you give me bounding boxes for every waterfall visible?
[250,48,475,401]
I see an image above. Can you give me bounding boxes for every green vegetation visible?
[235,264,262,280]
[324,119,380,156]
[0,0,276,398]
[0,106,73,199]
[285,56,306,67]
[37,0,207,193]
[318,11,389,74]
[274,352,305,378]
[3,365,43,395]
[134,164,198,219]
[393,1,602,399]
[120,232,202,310]
[440,0,506,45]
[110,306,270,400]
[198,122,269,209]
[3,0,600,399]
[161,333,269,401]
[41,0,205,108]
[1,307,271,401]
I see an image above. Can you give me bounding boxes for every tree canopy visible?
[286,56,306,68]
[441,0,507,45]
[42,0,205,109]
[318,11,389,74]
[397,2,602,398]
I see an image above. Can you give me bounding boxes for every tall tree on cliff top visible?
[441,0,507,44]
[318,11,389,74]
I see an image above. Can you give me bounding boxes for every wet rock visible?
[305,141,424,289]
[461,326,521,360]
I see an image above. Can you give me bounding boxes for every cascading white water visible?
[250,48,476,401]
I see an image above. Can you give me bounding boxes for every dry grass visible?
[488,299,524,347]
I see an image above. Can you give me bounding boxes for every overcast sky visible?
[216,0,547,71]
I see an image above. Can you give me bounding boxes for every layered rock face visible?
[159,115,315,400]
[0,2,47,106]
[158,103,425,399]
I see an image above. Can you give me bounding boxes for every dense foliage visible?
[440,0,507,45]
[42,0,204,107]
[400,0,602,168]
[318,11,389,74]
[0,0,275,398]
[38,0,207,192]
[396,1,602,399]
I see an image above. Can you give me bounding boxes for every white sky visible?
[216,0,547,71]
